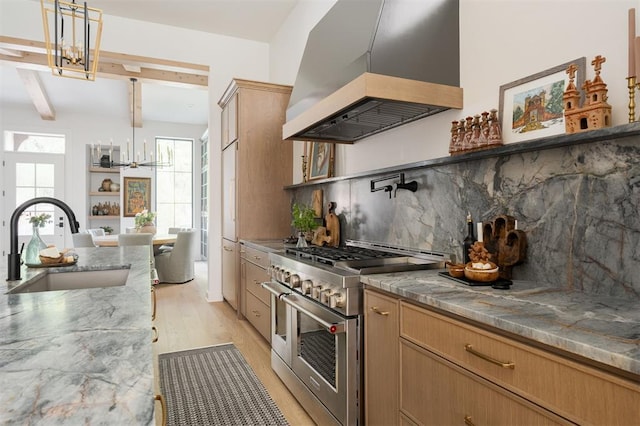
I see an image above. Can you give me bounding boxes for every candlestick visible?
[628,76,637,123]
[91,143,94,165]
[477,222,483,243]
[636,36,640,85]
[630,8,636,77]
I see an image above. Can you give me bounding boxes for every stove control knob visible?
[311,284,323,300]
[283,271,291,283]
[330,292,346,309]
[320,289,333,305]
[301,280,313,295]
[290,274,301,288]
[270,266,279,280]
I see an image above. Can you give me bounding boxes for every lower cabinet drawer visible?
[400,339,567,426]
[245,290,270,342]
[400,301,640,425]
[245,261,270,305]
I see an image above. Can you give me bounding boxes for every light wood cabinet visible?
[364,288,640,425]
[221,240,237,310]
[240,244,271,342]
[364,289,399,425]
[218,79,292,312]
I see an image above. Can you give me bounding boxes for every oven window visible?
[275,297,287,342]
[297,312,337,388]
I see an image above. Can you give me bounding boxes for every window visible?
[155,138,193,232]
[4,131,65,153]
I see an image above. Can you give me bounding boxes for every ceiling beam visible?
[128,79,142,128]
[0,36,209,89]
[16,68,56,120]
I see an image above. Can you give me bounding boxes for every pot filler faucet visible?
[7,197,80,281]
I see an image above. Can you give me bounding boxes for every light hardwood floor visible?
[152,261,314,425]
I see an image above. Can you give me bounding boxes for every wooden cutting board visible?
[325,202,340,247]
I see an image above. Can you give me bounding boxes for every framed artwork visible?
[498,57,586,143]
[123,177,151,217]
[306,142,335,181]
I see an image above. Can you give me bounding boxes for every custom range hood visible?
[283,0,463,144]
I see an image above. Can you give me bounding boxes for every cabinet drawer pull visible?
[223,246,233,252]
[152,326,159,343]
[464,344,515,369]
[253,255,261,260]
[251,310,261,317]
[464,415,474,426]
[370,306,389,316]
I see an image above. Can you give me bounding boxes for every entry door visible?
[3,152,66,253]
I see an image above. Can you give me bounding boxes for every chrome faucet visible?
[7,197,80,281]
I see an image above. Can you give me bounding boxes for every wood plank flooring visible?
[152,261,314,425]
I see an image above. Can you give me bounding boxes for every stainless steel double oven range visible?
[262,240,448,425]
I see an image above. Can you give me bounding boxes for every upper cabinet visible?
[221,93,238,150]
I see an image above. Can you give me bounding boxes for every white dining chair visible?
[72,233,96,248]
[155,230,197,284]
[87,228,106,237]
[118,233,155,268]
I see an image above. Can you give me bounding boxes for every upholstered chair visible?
[154,230,197,284]
[118,233,155,268]
[72,233,96,248]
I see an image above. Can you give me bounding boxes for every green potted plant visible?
[291,203,317,247]
[100,225,114,235]
[134,209,157,234]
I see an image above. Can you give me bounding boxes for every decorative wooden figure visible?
[563,55,612,134]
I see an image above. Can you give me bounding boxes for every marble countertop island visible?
[0,246,154,424]
[361,270,640,378]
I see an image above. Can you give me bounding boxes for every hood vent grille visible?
[300,99,447,143]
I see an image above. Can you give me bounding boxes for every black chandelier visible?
[91,78,173,169]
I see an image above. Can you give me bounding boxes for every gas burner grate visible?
[285,245,401,266]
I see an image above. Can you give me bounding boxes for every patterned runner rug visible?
[159,343,289,425]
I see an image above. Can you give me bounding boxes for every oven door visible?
[262,280,292,365]
[283,292,361,426]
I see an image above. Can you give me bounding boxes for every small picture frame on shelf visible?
[498,57,586,143]
[306,142,335,181]
[123,177,151,217]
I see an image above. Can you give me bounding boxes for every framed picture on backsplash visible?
[306,142,335,181]
[123,177,151,217]
[498,57,586,144]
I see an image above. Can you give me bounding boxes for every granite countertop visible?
[361,270,640,377]
[0,246,154,424]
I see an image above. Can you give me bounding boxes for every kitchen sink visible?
[7,267,131,294]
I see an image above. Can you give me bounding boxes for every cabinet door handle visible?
[151,286,157,321]
[152,326,159,343]
[223,246,233,252]
[155,394,167,426]
[464,344,515,369]
[251,310,261,317]
[370,306,389,316]
[464,415,474,426]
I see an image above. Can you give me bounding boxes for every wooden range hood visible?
[282,72,463,144]
[283,0,463,144]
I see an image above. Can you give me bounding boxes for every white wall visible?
[270,0,638,181]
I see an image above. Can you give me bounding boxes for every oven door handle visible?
[261,281,292,300]
[280,294,345,334]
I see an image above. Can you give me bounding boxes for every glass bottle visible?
[462,212,476,264]
[24,224,48,265]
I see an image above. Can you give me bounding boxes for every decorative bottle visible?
[462,212,476,264]
[24,224,47,265]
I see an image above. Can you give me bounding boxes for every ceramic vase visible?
[24,225,47,265]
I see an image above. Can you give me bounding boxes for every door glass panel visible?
[15,162,56,236]
[297,311,337,388]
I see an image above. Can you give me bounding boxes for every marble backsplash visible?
[290,131,640,299]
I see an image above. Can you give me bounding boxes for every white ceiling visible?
[0,0,299,126]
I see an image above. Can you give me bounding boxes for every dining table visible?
[92,234,177,248]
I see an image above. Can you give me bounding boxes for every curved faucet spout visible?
[7,197,80,281]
